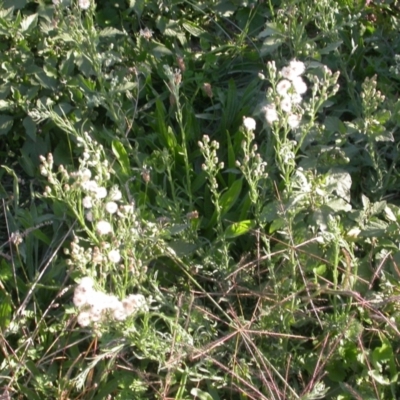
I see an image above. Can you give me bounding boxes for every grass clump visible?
[2,0,400,399]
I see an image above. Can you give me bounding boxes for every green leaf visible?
[20,13,38,33]
[112,140,130,177]
[0,114,13,135]
[182,21,206,37]
[99,27,126,37]
[325,169,352,202]
[128,0,145,17]
[0,291,12,330]
[191,388,214,400]
[0,99,9,110]
[225,219,255,238]
[319,41,343,54]
[155,99,177,151]
[3,0,27,9]
[219,179,242,216]
[23,115,36,141]
[359,218,387,237]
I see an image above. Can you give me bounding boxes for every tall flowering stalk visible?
[261,60,339,192]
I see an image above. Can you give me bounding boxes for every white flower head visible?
[263,104,278,125]
[105,201,118,214]
[243,117,256,131]
[276,79,291,96]
[287,114,301,129]
[292,76,307,95]
[95,187,107,199]
[82,196,93,209]
[86,211,93,222]
[77,311,91,327]
[113,303,127,321]
[81,168,92,181]
[79,276,94,290]
[290,93,303,104]
[109,187,122,201]
[96,220,112,235]
[78,0,91,10]
[108,249,121,263]
[81,179,98,192]
[280,96,292,112]
[281,60,306,81]
[122,294,147,315]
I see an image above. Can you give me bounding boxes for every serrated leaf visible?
[225,220,255,238]
[20,13,38,33]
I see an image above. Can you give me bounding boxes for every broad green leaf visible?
[99,27,126,37]
[368,369,390,385]
[0,114,13,135]
[325,169,352,202]
[60,50,74,75]
[257,22,282,38]
[168,240,197,257]
[225,219,255,238]
[182,21,206,37]
[0,99,10,110]
[214,0,237,17]
[34,69,58,89]
[219,179,242,216]
[359,218,387,237]
[112,140,130,176]
[260,36,283,56]
[319,41,343,54]
[191,388,214,400]
[23,115,37,141]
[3,0,27,9]
[129,0,145,17]
[20,13,38,33]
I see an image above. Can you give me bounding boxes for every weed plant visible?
[2,0,400,399]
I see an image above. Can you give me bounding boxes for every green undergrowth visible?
[1,0,400,399]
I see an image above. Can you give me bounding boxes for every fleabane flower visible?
[105,201,118,214]
[263,104,278,125]
[280,97,292,112]
[108,249,121,263]
[95,187,107,199]
[287,114,301,129]
[109,187,122,201]
[96,220,112,235]
[82,196,93,209]
[292,76,307,95]
[276,79,291,96]
[78,0,91,10]
[243,117,256,131]
[281,60,306,81]
[81,179,98,192]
